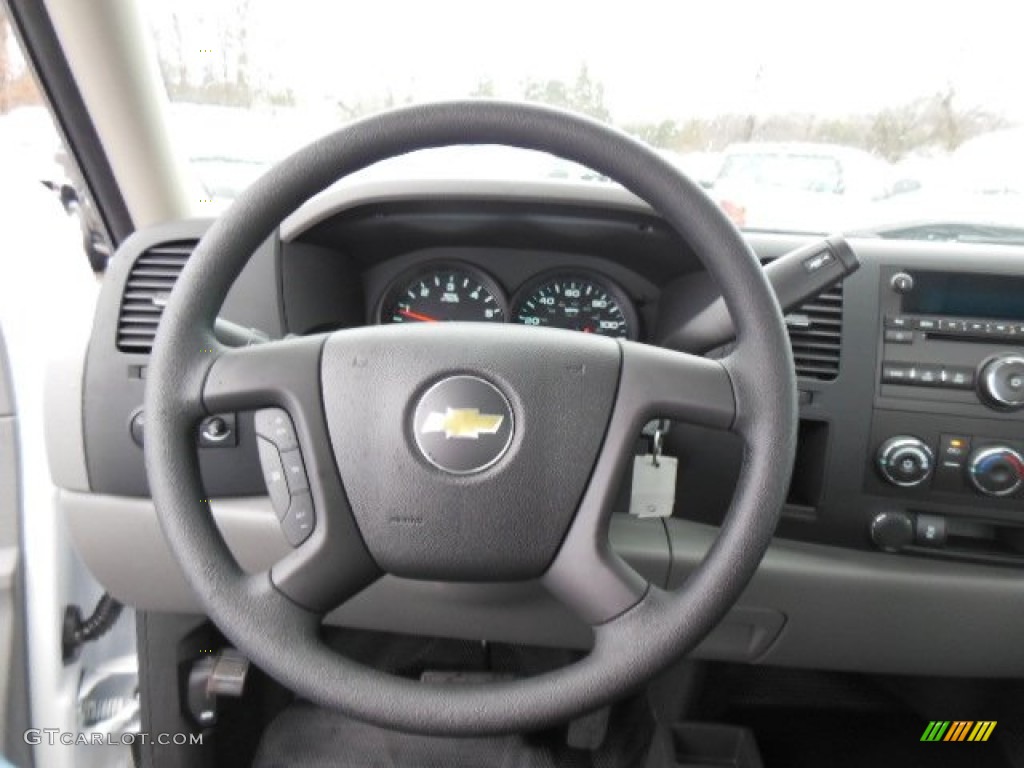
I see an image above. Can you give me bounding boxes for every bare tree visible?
[522,63,611,121]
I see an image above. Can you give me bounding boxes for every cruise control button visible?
[255,408,298,451]
[280,449,309,492]
[281,492,315,546]
[256,437,290,519]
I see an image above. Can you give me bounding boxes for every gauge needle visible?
[398,308,440,323]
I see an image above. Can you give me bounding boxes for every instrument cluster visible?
[377,261,639,340]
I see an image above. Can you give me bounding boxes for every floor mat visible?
[253,698,654,768]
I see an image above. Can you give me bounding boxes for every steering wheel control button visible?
[254,409,316,533]
[877,436,933,488]
[280,450,309,492]
[255,408,298,451]
[281,492,315,547]
[978,355,1024,410]
[412,376,514,474]
[968,446,1024,497]
[256,438,290,519]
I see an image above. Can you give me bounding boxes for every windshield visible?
[144,0,1024,242]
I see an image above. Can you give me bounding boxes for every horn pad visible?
[321,324,621,581]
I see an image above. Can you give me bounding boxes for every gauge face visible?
[380,265,507,325]
[513,274,637,339]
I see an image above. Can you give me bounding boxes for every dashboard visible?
[61,178,1024,678]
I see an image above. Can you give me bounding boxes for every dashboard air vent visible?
[116,241,196,353]
[785,283,844,381]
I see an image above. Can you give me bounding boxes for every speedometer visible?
[379,264,507,325]
[513,273,637,339]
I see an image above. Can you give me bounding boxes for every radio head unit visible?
[877,268,1024,415]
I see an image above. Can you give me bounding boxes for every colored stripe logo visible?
[921,721,997,742]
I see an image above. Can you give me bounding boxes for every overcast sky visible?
[144,0,1023,122]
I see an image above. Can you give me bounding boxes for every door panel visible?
[0,327,33,767]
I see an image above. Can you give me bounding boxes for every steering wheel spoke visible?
[543,341,737,625]
[203,335,381,612]
[616,341,736,431]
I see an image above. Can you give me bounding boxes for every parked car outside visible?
[709,141,898,232]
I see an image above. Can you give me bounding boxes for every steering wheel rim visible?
[144,100,797,735]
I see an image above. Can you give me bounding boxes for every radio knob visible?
[978,355,1024,410]
[877,436,933,487]
[890,272,914,294]
[967,446,1024,497]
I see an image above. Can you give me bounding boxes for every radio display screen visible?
[903,271,1024,321]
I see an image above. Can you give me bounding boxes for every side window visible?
[1,5,112,273]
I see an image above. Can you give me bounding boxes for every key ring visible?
[651,428,663,468]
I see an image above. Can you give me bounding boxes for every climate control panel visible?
[871,430,1024,502]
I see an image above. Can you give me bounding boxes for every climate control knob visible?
[877,436,934,487]
[978,355,1024,410]
[967,446,1024,497]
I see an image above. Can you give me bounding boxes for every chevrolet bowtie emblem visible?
[420,408,504,439]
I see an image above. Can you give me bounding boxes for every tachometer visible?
[513,273,637,339]
[379,264,507,325]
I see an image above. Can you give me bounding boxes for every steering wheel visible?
[145,100,797,735]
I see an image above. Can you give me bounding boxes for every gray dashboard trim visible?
[668,518,1024,677]
[280,178,655,242]
[44,325,90,492]
[63,492,291,612]
[63,489,1024,676]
